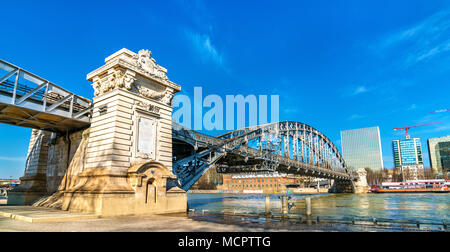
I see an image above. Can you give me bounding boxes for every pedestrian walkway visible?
[0,206,99,223]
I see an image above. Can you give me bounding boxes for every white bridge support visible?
[56,48,186,216]
[7,49,189,216]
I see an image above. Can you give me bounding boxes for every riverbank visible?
[2,193,447,232]
[187,193,450,231]
[0,212,432,232]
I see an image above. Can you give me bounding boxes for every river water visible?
[187,193,449,231]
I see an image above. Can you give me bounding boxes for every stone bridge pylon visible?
[8,48,188,216]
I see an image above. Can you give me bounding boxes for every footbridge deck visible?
[0,59,92,133]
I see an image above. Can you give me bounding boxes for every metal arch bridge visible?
[172,121,357,191]
[0,59,92,133]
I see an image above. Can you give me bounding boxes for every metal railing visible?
[0,59,92,122]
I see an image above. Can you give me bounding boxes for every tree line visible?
[364,167,448,186]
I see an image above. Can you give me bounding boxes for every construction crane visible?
[393,121,442,139]
[430,108,450,114]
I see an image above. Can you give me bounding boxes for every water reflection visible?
[188,193,450,223]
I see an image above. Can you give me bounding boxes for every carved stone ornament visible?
[133,49,168,81]
[160,87,174,105]
[136,101,161,115]
[134,84,174,106]
[93,68,136,96]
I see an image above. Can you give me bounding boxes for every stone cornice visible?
[87,57,181,92]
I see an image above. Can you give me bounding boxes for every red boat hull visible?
[372,188,450,193]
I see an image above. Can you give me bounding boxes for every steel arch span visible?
[172,121,357,191]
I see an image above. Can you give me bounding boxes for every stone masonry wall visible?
[84,88,173,176]
[46,130,84,192]
[23,129,50,177]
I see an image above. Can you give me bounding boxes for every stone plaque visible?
[138,117,155,154]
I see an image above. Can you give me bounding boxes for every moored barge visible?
[371,179,450,193]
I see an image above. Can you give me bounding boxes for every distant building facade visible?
[340,126,383,171]
[0,179,20,188]
[393,138,423,167]
[221,172,301,192]
[428,136,450,174]
[392,138,424,180]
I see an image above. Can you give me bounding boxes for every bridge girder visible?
[172,121,356,191]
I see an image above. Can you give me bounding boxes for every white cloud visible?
[342,85,371,97]
[352,86,368,95]
[376,10,450,68]
[184,29,225,68]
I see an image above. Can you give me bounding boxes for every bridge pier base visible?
[353,168,370,193]
[7,130,50,205]
[329,168,369,193]
[329,179,356,193]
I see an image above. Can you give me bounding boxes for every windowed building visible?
[340,126,383,171]
[222,172,301,192]
[393,138,424,180]
[428,136,450,174]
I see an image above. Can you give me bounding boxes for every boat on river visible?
[371,179,450,193]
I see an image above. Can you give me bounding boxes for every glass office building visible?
[428,136,450,173]
[438,142,450,173]
[392,138,423,167]
[340,126,383,171]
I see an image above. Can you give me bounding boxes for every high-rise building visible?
[340,126,383,171]
[392,138,424,180]
[392,138,423,167]
[428,136,450,174]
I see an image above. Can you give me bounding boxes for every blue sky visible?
[1,0,450,178]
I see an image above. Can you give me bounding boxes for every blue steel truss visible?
[173,121,357,191]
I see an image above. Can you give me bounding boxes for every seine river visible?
[187,193,449,231]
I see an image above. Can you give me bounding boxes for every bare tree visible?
[364,168,384,186]
[423,168,437,179]
[192,166,223,190]
[391,167,403,182]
